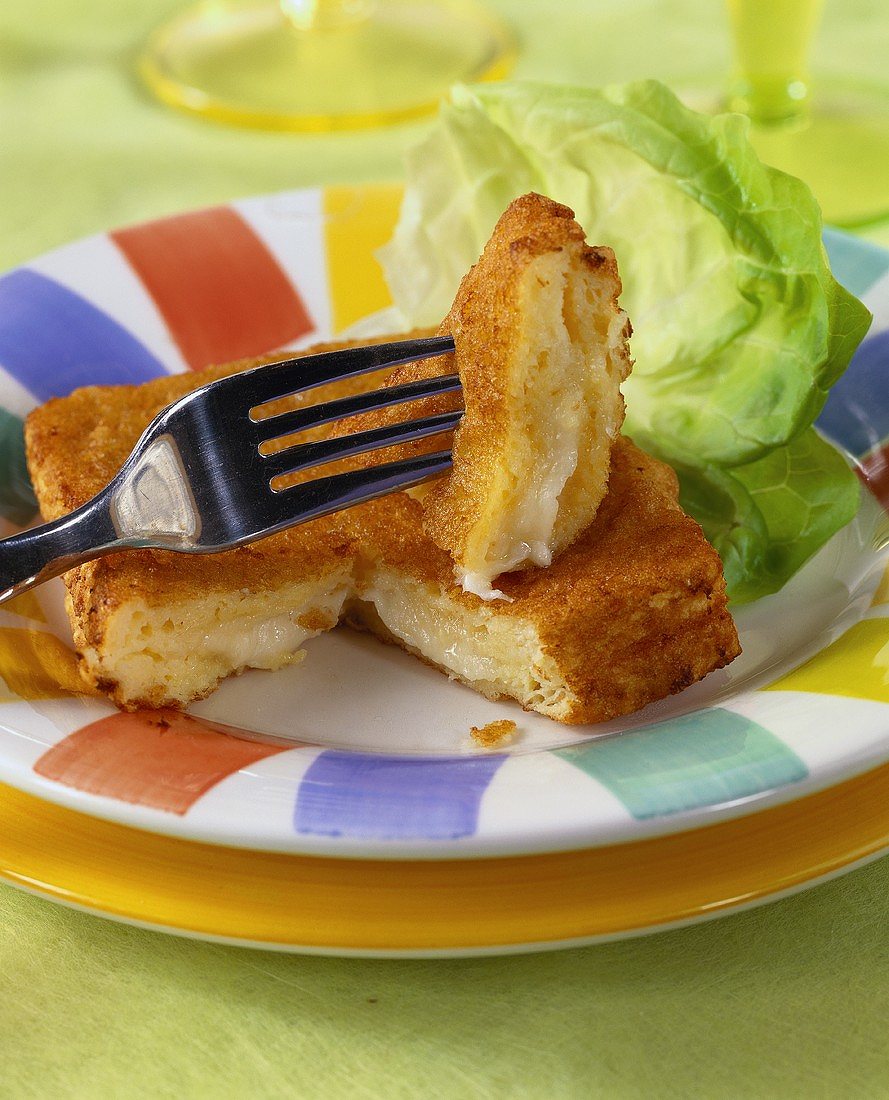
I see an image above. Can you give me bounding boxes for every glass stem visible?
[726,0,824,125]
[280,0,374,32]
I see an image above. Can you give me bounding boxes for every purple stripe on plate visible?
[818,329,889,458]
[0,268,165,401]
[294,752,506,840]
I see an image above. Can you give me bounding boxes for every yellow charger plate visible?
[3,760,889,955]
[0,184,888,954]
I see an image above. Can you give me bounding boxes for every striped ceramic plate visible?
[0,185,887,954]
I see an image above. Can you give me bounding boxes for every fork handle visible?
[0,494,121,605]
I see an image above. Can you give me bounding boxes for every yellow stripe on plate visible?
[323,183,402,334]
[764,619,889,703]
[0,628,93,701]
[1,591,46,623]
[2,762,889,952]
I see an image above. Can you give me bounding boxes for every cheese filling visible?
[357,569,574,719]
[458,254,628,601]
[81,575,351,706]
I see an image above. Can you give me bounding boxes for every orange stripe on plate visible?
[34,710,292,814]
[860,443,889,512]
[0,628,91,701]
[2,760,889,950]
[112,207,314,370]
[323,184,401,334]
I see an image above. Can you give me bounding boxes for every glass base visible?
[686,82,889,227]
[748,87,889,227]
[139,0,515,132]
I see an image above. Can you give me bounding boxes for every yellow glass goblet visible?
[725,0,889,225]
[140,0,514,132]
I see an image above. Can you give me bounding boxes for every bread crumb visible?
[470,719,517,748]
[295,609,337,632]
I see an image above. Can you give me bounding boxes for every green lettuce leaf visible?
[675,430,860,603]
[379,79,871,601]
[0,410,37,527]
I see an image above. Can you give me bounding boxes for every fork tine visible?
[250,372,462,444]
[231,335,455,413]
[269,452,453,522]
[261,409,462,481]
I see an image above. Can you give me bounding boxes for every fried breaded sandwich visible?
[24,195,739,722]
[375,193,632,599]
[26,355,738,722]
[25,349,367,710]
[341,435,738,723]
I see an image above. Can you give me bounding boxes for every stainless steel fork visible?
[0,335,460,605]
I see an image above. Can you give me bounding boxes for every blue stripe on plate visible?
[0,269,165,401]
[824,228,889,299]
[0,409,38,525]
[817,329,889,458]
[293,752,506,840]
[555,709,807,821]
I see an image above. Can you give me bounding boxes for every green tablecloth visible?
[3,2,889,1095]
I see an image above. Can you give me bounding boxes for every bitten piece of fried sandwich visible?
[380,192,632,599]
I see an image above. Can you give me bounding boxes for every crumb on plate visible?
[470,719,518,748]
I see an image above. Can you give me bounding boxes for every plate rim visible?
[0,185,887,866]
[2,755,889,955]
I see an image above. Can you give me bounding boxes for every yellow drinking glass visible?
[139,0,514,132]
[724,0,889,225]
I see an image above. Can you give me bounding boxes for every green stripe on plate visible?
[0,409,38,525]
[824,228,889,298]
[555,708,807,820]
